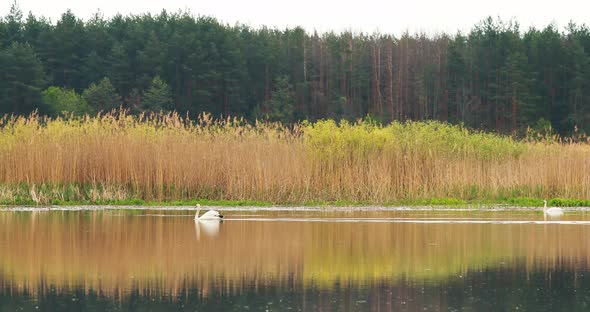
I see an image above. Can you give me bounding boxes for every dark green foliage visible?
[50,10,87,90]
[0,42,45,114]
[82,77,120,112]
[2,1,23,46]
[141,76,173,111]
[254,76,295,123]
[1,6,590,135]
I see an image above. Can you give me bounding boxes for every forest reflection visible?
[1,210,590,309]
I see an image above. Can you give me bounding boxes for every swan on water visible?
[543,200,564,216]
[194,204,224,220]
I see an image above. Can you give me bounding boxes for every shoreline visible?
[2,203,590,212]
[2,195,590,211]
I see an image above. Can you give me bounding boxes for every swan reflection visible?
[195,219,222,240]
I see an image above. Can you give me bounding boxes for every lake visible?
[1,207,590,311]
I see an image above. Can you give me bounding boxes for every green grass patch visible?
[2,198,274,207]
[0,181,589,209]
[2,197,590,208]
[549,198,590,207]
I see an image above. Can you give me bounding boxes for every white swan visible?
[543,200,564,216]
[194,204,224,220]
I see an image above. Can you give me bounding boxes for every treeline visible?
[1,3,590,134]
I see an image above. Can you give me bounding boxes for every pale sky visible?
[2,0,589,35]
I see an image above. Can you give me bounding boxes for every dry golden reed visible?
[0,111,589,204]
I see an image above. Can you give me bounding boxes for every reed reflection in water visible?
[1,210,590,311]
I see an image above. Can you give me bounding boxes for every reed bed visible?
[0,112,589,204]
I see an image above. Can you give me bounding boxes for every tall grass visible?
[0,112,589,204]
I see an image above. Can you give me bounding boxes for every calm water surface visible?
[2,208,590,311]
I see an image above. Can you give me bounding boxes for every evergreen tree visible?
[137,31,166,89]
[0,42,46,114]
[81,51,107,90]
[81,12,111,88]
[82,77,121,112]
[141,76,173,111]
[2,1,23,46]
[504,50,537,130]
[0,9,590,133]
[108,42,132,97]
[565,32,590,132]
[254,76,295,123]
[446,33,468,122]
[50,10,86,90]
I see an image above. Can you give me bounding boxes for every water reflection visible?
[1,209,590,310]
[195,220,222,239]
